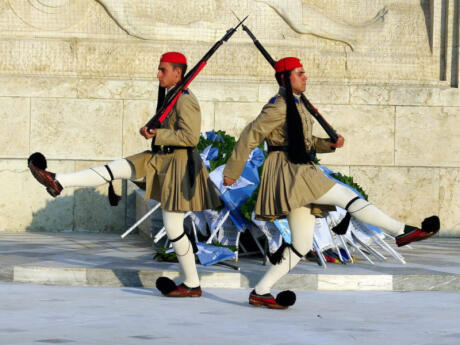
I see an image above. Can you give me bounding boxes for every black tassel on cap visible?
[156,85,166,112]
[284,71,310,164]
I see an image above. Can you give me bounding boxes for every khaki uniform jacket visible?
[223,88,336,221]
[127,89,221,212]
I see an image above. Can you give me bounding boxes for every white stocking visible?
[56,159,135,188]
[162,210,200,288]
[255,206,315,295]
[315,183,405,235]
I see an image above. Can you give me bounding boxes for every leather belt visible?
[267,146,289,153]
[151,145,198,187]
[151,145,188,154]
[267,146,317,162]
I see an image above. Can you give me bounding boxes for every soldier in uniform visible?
[28,52,221,298]
[223,57,440,309]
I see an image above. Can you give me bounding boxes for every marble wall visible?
[0,0,458,234]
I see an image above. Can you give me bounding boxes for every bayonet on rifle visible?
[232,13,338,143]
[145,15,248,130]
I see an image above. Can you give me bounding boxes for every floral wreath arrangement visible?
[198,131,369,220]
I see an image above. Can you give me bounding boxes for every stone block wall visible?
[0,0,458,234]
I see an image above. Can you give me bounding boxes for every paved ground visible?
[0,282,459,345]
[1,232,460,291]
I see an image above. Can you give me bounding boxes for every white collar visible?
[166,85,175,94]
[279,87,301,98]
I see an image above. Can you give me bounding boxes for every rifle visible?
[236,15,338,143]
[145,16,248,130]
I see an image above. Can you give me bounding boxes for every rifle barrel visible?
[242,25,276,66]
[241,24,338,143]
[145,16,248,130]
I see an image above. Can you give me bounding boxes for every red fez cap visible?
[160,52,187,65]
[274,57,302,73]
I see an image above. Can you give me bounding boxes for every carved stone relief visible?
[98,0,216,26]
[94,0,388,50]
[0,0,448,83]
[96,0,217,39]
[1,0,428,54]
[255,0,387,50]
[8,0,92,30]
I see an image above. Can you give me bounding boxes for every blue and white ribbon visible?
[209,147,265,231]
[200,144,219,169]
[195,242,236,266]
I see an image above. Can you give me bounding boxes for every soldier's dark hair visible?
[170,63,187,80]
[275,72,284,86]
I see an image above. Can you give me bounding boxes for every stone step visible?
[1,232,459,291]
[2,264,459,292]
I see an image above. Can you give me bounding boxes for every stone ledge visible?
[5,265,460,291]
[1,233,459,292]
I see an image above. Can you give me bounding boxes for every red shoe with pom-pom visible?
[396,216,440,247]
[249,289,296,309]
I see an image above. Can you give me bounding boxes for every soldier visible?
[223,57,440,309]
[28,51,221,298]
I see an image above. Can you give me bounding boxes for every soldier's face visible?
[289,67,307,94]
[157,62,182,88]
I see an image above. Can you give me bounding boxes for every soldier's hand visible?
[331,134,345,149]
[223,176,236,186]
[139,126,157,140]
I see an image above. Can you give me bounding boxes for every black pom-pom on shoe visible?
[422,216,440,233]
[27,152,63,197]
[396,215,441,247]
[156,277,177,295]
[28,152,47,170]
[275,290,296,307]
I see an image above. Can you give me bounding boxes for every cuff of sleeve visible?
[223,166,242,181]
[153,129,168,145]
[316,138,337,153]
